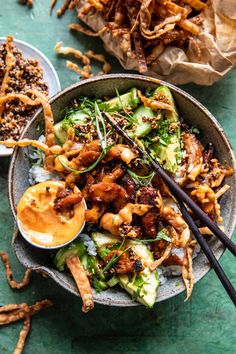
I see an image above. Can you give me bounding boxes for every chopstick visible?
[103,112,236,305]
[177,199,236,306]
[103,112,236,257]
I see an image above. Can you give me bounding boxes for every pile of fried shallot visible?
[70,0,207,73]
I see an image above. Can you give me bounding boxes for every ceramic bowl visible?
[8,74,236,306]
[0,37,61,157]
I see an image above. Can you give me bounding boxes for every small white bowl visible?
[17,198,87,250]
[0,37,61,157]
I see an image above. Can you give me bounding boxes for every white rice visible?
[79,233,97,256]
[28,135,62,185]
[29,165,61,185]
[160,244,201,278]
[161,265,183,277]
[38,135,46,143]
[156,267,167,285]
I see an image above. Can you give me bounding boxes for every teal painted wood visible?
[0,1,235,353]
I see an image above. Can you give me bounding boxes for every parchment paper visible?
[76,0,236,85]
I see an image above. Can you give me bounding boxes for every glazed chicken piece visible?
[101,163,126,183]
[71,140,101,168]
[105,144,137,164]
[88,182,129,210]
[151,239,168,260]
[119,224,143,239]
[138,187,160,238]
[54,186,83,211]
[85,204,106,223]
[100,203,151,236]
[119,173,136,201]
[182,132,203,181]
[65,172,82,188]
[55,186,71,199]
[105,250,135,274]
[105,250,143,274]
[82,174,96,199]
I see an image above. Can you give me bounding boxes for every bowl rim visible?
[0,37,61,95]
[0,37,61,157]
[8,73,236,306]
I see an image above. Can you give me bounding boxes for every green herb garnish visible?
[58,146,112,174]
[135,229,171,244]
[127,169,155,186]
[102,247,130,273]
[59,101,113,174]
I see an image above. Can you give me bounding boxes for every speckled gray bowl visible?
[8,74,236,307]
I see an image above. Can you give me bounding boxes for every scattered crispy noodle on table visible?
[55,42,90,65]
[57,0,72,17]
[18,0,33,6]
[55,41,111,78]
[50,0,80,16]
[66,61,92,78]
[0,250,53,353]
[0,252,31,289]
[0,299,53,325]
[13,316,31,354]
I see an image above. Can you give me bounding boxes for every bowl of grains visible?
[0,36,61,156]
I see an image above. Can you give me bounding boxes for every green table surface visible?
[0,1,236,353]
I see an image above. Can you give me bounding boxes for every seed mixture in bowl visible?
[0,36,48,141]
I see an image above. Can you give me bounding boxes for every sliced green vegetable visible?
[87,256,106,281]
[153,85,178,123]
[153,134,181,173]
[54,240,86,271]
[119,240,159,308]
[91,232,122,249]
[100,88,138,112]
[150,85,182,173]
[54,239,107,294]
[54,110,89,144]
[107,276,119,287]
[129,105,155,138]
[54,122,68,144]
[92,277,108,292]
[92,232,159,308]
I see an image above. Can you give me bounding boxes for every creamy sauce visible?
[17,181,85,247]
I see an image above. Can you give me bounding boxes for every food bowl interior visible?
[9,75,236,306]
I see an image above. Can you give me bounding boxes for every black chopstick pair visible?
[103,112,236,306]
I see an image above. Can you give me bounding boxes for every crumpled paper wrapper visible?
[76,0,236,85]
